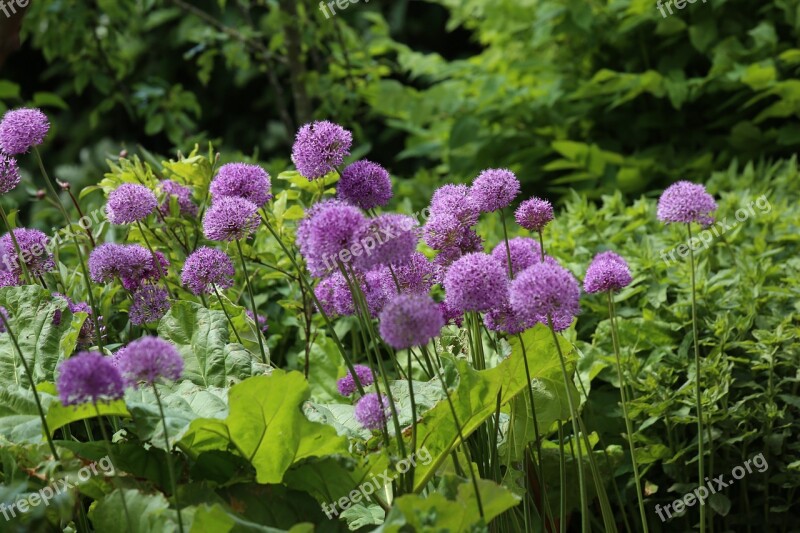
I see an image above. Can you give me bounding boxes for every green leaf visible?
[31,92,69,110]
[46,399,130,437]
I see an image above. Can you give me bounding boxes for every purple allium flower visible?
[379,293,445,350]
[314,275,339,316]
[423,213,466,251]
[210,163,273,207]
[0,108,50,154]
[106,183,158,224]
[0,271,18,288]
[181,246,235,295]
[127,251,170,292]
[338,160,392,210]
[377,252,436,296]
[0,154,21,194]
[515,197,554,232]
[657,181,717,225]
[245,310,269,334]
[53,293,94,346]
[484,301,535,335]
[443,253,507,313]
[0,228,55,277]
[584,251,633,294]
[509,258,580,332]
[296,200,366,277]
[439,301,464,327]
[203,196,260,242]
[56,352,125,406]
[158,180,198,217]
[291,121,353,180]
[491,237,543,278]
[88,243,124,282]
[353,214,418,270]
[430,184,479,227]
[337,364,374,396]
[328,270,387,317]
[129,285,171,325]
[89,243,156,286]
[354,392,389,431]
[115,336,184,386]
[469,168,520,213]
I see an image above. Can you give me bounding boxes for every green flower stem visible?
[688,224,706,533]
[608,293,649,532]
[212,284,245,347]
[406,350,417,494]
[153,384,184,533]
[258,216,372,394]
[0,203,32,284]
[537,229,545,261]
[234,239,269,365]
[557,421,567,533]
[499,208,514,278]
[33,147,104,353]
[136,221,175,299]
[93,404,133,533]
[0,312,59,460]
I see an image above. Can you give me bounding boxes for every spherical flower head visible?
[354,392,389,431]
[245,310,269,334]
[509,258,580,332]
[0,154,21,194]
[210,163,273,207]
[378,252,436,296]
[584,251,632,294]
[379,293,445,350]
[158,180,198,217]
[106,183,158,224]
[203,196,260,242]
[491,237,542,278]
[423,213,466,251]
[291,121,353,180]
[314,275,339,316]
[1,228,55,277]
[0,108,50,154]
[127,251,170,291]
[443,253,507,313]
[337,364,374,396]
[326,270,387,318]
[430,184,479,227]
[115,336,184,386]
[338,160,393,210]
[181,246,235,295]
[296,200,366,277]
[353,214,418,270]
[89,243,153,285]
[657,181,717,225]
[56,352,125,406]
[484,301,535,336]
[469,168,520,213]
[129,285,171,325]
[439,301,464,327]
[515,197,554,232]
[432,228,485,278]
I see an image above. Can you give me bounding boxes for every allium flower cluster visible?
[484,302,535,336]
[291,121,353,180]
[210,163,273,207]
[509,258,580,332]
[430,185,479,227]
[115,336,184,386]
[129,285,171,325]
[584,251,633,294]
[181,247,235,295]
[353,214,418,270]
[0,228,55,277]
[202,196,260,242]
[491,237,542,278]
[377,252,436,296]
[439,301,464,327]
[159,180,198,217]
[354,392,389,431]
[469,168,520,213]
[338,160,392,210]
[0,108,50,154]
[515,197,554,232]
[657,181,717,225]
[337,364,374,396]
[296,200,365,277]
[0,154,21,194]
[379,293,445,350]
[443,253,507,313]
[106,183,158,224]
[89,243,166,290]
[57,352,125,406]
[424,184,483,267]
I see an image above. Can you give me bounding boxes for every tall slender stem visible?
[136,221,174,299]
[0,203,32,284]
[153,385,184,533]
[608,293,649,532]
[235,240,268,364]
[500,208,514,277]
[212,284,245,346]
[94,405,133,533]
[0,312,59,460]
[688,224,706,533]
